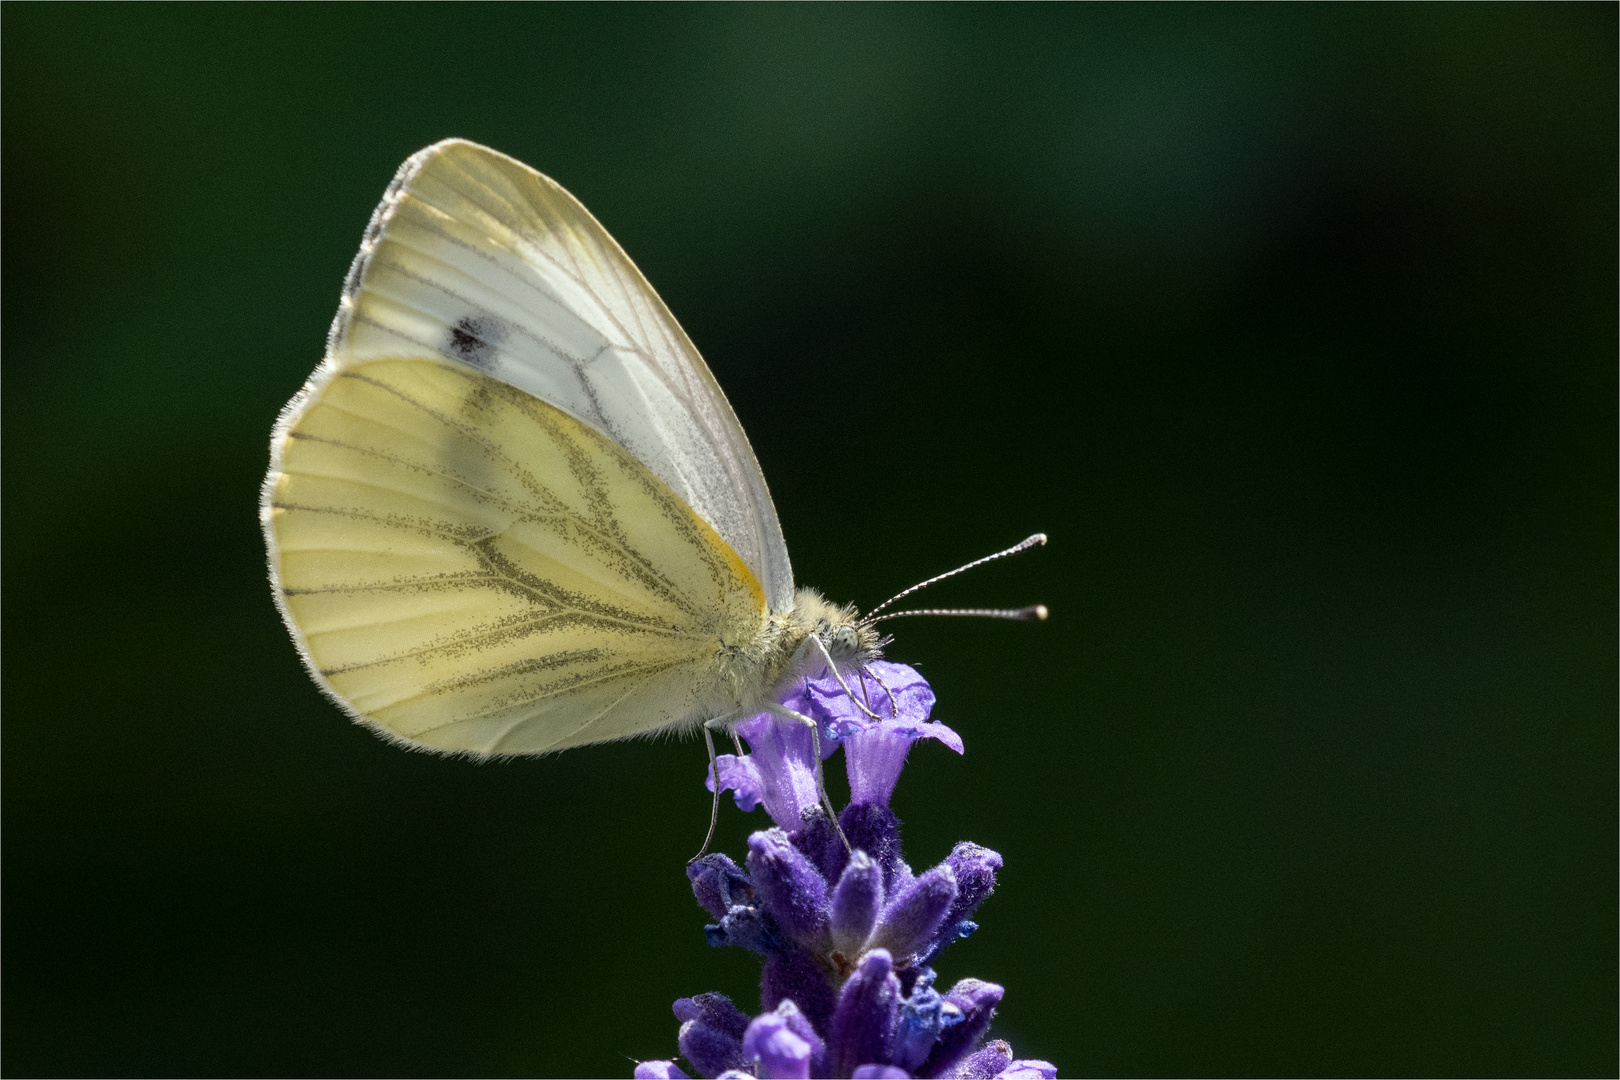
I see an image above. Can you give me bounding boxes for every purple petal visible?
[954,1040,1013,1079]
[762,948,838,1033]
[771,999,825,1071]
[708,753,765,814]
[843,717,961,806]
[996,1061,1058,1079]
[730,713,825,829]
[778,679,858,759]
[742,1000,824,1080]
[688,854,751,920]
[819,665,956,806]
[830,850,883,957]
[743,1017,810,1079]
[851,1067,910,1079]
[921,843,1001,961]
[672,993,751,1039]
[673,992,751,1076]
[677,990,751,1078]
[633,1061,691,1079]
[746,829,829,948]
[892,969,962,1073]
[844,724,917,807]
[801,662,934,727]
[827,949,901,1079]
[915,979,1003,1079]
[913,720,962,755]
[871,865,957,962]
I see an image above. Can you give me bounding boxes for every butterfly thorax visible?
[699,587,884,726]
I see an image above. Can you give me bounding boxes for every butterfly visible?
[261,139,1045,852]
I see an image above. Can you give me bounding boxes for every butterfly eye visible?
[829,625,859,656]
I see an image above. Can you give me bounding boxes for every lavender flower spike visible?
[633,1061,690,1079]
[648,667,1055,1078]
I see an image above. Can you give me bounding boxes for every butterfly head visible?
[823,619,885,667]
[789,589,886,672]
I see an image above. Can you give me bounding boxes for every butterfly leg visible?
[765,703,852,854]
[865,666,899,718]
[808,635,884,721]
[689,718,731,864]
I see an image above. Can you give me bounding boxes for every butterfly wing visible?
[324,138,794,612]
[265,356,766,756]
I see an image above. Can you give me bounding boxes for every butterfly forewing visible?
[328,139,795,611]
[267,356,766,756]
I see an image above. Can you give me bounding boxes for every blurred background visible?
[3,6,1614,1077]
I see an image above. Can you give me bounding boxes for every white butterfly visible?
[261,139,1044,848]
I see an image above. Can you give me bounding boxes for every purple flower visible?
[707,708,834,827]
[743,1000,824,1080]
[829,852,882,957]
[643,667,1054,1078]
[748,830,830,950]
[634,1061,690,1079]
[675,993,751,1078]
[953,1041,1059,1080]
[802,663,962,809]
[710,663,962,831]
[826,949,901,1077]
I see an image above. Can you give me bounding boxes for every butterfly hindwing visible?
[266,356,766,756]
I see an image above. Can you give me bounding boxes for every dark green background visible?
[3,6,1614,1077]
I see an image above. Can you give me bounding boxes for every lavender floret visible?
[634,1061,691,1079]
[954,1041,1014,1080]
[870,865,957,964]
[829,851,883,958]
[826,949,901,1077]
[743,1000,825,1080]
[689,853,752,920]
[916,980,1003,1079]
[642,664,1054,1078]
[748,830,831,950]
[676,993,752,1078]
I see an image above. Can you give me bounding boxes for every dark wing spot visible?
[447,316,506,372]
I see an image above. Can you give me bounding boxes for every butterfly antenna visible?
[868,604,1049,625]
[860,533,1048,624]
